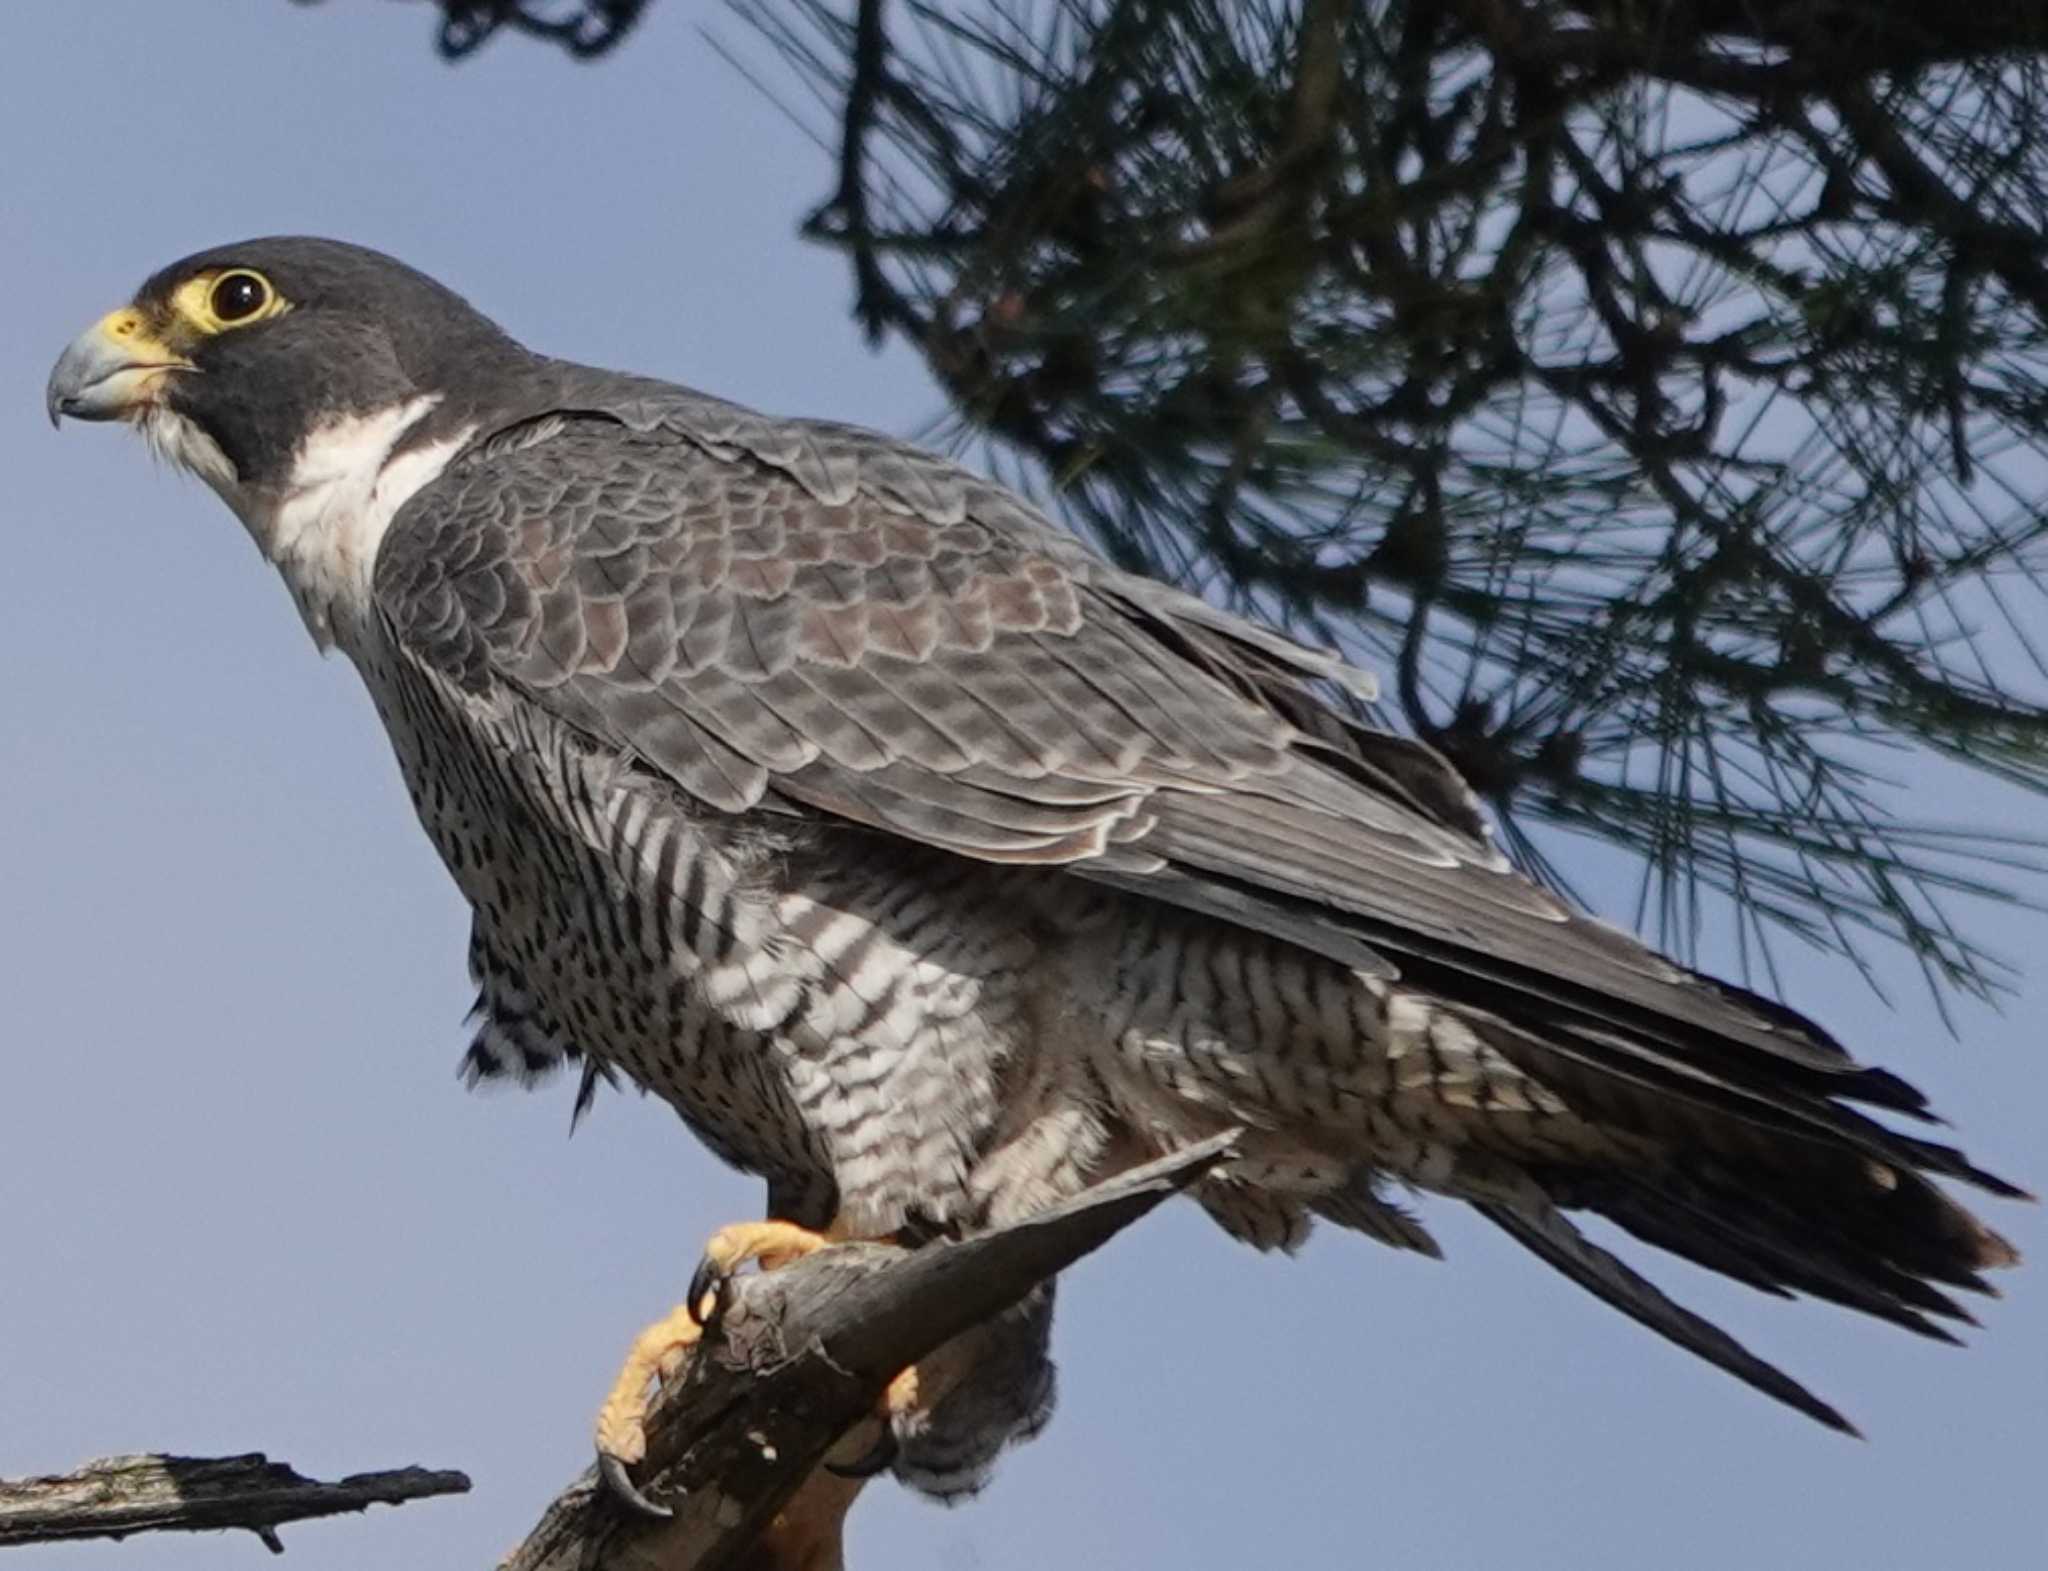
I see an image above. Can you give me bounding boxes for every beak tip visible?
[47,311,184,429]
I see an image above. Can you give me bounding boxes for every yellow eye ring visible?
[210,270,272,324]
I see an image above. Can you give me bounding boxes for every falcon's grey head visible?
[45,236,530,482]
[47,237,536,644]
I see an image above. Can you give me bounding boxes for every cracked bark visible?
[3,1138,1230,1569]
[500,1133,1237,1571]
[0,1452,469,1553]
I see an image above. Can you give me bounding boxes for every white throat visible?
[146,395,474,653]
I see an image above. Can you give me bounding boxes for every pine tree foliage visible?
[326,0,2048,1006]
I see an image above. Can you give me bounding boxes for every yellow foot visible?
[685,1220,836,1318]
[593,1218,839,1517]
[594,1299,706,1469]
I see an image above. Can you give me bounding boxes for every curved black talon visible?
[598,1450,675,1519]
[824,1419,899,1480]
[685,1255,723,1326]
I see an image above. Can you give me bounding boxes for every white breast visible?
[271,398,478,651]
[148,395,474,654]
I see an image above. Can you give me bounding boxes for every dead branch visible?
[501,1133,1239,1571]
[0,1139,1228,1567]
[0,1452,468,1553]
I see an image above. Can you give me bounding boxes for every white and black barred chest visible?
[361,643,1057,1234]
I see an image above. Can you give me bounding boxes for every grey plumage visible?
[50,238,2024,1499]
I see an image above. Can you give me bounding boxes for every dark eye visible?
[210,271,270,323]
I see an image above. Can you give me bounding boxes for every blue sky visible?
[2,6,2041,1568]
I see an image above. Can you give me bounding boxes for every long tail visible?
[1471,1193,1858,1433]
[1436,1100,2022,1433]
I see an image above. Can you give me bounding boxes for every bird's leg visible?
[593,1301,707,1470]
[594,1218,921,1518]
[594,1222,834,1484]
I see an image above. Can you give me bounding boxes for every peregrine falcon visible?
[48,238,2023,1510]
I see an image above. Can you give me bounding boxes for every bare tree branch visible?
[0,1452,468,1553]
[288,0,650,60]
[0,1142,1232,1569]
[502,1133,1238,1571]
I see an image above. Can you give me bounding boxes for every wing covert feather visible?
[375,403,1902,1103]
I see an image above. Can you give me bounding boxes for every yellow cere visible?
[90,304,180,363]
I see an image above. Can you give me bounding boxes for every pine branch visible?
[0,1453,468,1553]
[721,0,2048,1002]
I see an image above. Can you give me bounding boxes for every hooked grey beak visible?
[46,308,191,428]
